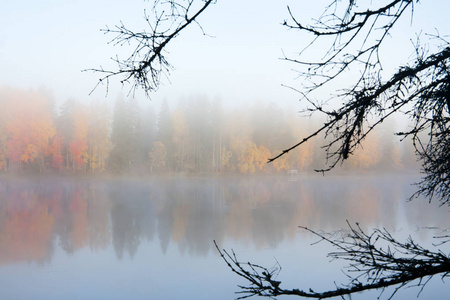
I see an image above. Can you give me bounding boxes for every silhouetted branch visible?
[282,0,415,93]
[270,0,450,205]
[215,223,450,299]
[85,0,215,97]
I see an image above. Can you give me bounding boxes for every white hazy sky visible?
[1,0,449,109]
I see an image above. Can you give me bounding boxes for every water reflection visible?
[0,175,447,265]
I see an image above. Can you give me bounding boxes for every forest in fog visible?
[0,87,418,175]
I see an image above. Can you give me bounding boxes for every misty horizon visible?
[0,86,420,176]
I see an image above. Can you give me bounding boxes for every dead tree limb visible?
[270,0,450,205]
[86,0,215,97]
[215,223,450,299]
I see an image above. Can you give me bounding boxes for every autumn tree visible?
[346,130,381,172]
[2,88,61,173]
[238,143,271,174]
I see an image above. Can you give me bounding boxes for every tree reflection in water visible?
[0,175,447,266]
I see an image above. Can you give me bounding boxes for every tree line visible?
[0,87,417,175]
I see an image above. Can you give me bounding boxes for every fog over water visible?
[1,0,449,298]
[0,174,448,300]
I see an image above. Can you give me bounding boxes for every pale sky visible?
[1,0,449,109]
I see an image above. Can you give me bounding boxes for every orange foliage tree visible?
[1,88,61,173]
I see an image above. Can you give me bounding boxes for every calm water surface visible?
[0,174,448,299]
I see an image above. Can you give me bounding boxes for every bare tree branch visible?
[85,0,215,98]
[270,0,450,205]
[281,0,415,93]
[215,223,450,299]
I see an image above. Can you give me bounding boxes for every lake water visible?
[0,174,448,300]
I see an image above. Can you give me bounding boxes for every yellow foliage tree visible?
[256,145,271,172]
[347,131,381,171]
[238,143,272,174]
[272,155,290,173]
